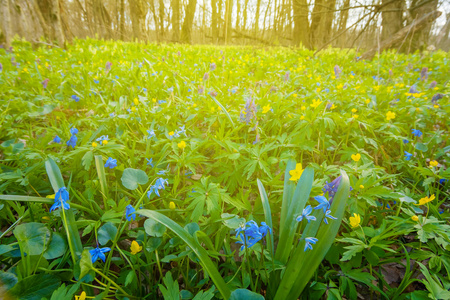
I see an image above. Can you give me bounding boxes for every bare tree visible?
[180,0,197,43]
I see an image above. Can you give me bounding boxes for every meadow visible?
[0,39,449,300]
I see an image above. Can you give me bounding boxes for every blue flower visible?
[147,178,169,198]
[96,135,109,143]
[404,151,412,161]
[104,157,117,169]
[94,79,99,84]
[125,204,136,221]
[313,196,331,214]
[259,222,272,237]
[66,135,77,148]
[146,158,154,167]
[235,220,264,251]
[304,237,318,252]
[70,127,78,135]
[323,210,337,225]
[71,95,80,102]
[157,170,168,175]
[439,179,447,185]
[147,130,156,139]
[89,246,111,263]
[403,139,409,144]
[158,100,167,104]
[411,129,422,137]
[296,205,316,223]
[53,135,61,143]
[50,187,70,212]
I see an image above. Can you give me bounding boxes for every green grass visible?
[0,39,449,299]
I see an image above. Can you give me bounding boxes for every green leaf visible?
[415,143,428,152]
[14,222,50,256]
[136,209,231,299]
[144,218,166,237]
[79,249,93,280]
[9,274,61,300]
[121,168,149,190]
[229,289,265,300]
[82,151,94,171]
[98,222,118,245]
[222,213,245,229]
[275,166,314,264]
[0,271,18,290]
[158,271,180,300]
[257,179,274,255]
[44,233,67,260]
[45,158,65,192]
[94,155,109,202]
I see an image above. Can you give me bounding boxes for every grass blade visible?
[210,95,235,128]
[275,166,314,264]
[136,209,231,300]
[94,155,109,208]
[257,179,274,255]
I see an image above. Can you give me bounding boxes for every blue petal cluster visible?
[104,157,117,169]
[235,220,272,251]
[147,178,169,197]
[125,204,136,221]
[89,246,111,263]
[50,187,70,212]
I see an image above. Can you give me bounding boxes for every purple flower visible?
[322,176,343,203]
[334,65,341,78]
[409,85,418,94]
[198,85,204,94]
[210,63,216,71]
[431,93,444,103]
[203,73,209,81]
[284,72,290,82]
[105,61,112,73]
[42,78,50,89]
[0,63,3,72]
[429,81,437,89]
[420,67,428,81]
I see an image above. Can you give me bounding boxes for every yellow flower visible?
[386,111,396,120]
[351,153,361,162]
[349,213,361,228]
[351,108,357,113]
[152,98,157,103]
[415,194,435,206]
[169,201,176,210]
[169,131,175,136]
[102,140,108,145]
[359,185,364,189]
[130,241,142,255]
[46,194,55,199]
[365,99,371,104]
[293,94,297,98]
[434,105,439,108]
[75,291,86,300]
[301,105,306,111]
[430,160,438,167]
[133,98,139,105]
[289,163,303,181]
[352,114,359,119]
[300,115,305,120]
[310,99,322,109]
[92,142,98,148]
[193,103,197,108]
[178,141,186,149]
[337,84,343,89]
[131,106,136,112]
[211,107,216,113]
[416,107,420,112]
[411,215,419,221]
[217,106,222,111]
[262,104,271,114]
[316,87,321,92]
[330,104,337,110]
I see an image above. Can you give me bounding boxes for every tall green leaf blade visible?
[275,166,314,264]
[210,95,235,127]
[257,179,274,255]
[279,160,296,237]
[136,209,231,300]
[275,170,350,300]
[44,158,83,260]
[0,195,54,203]
[94,155,109,203]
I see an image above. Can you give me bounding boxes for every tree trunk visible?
[254,0,261,35]
[235,0,240,32]
[0,0,12,47]
[119,0,125,40]
[51,0,65,46]
[180,0,197,43]
[381,0,403,44]
[224,0,232,43]
[310,0,324,48]
[408,0,438,52]
[292,0,309,48]
[159,0,165,38]
[242,0,248,32]
[321,0,336,45]
[172,0,180,41]
[129,0,142,40]
[211,0,218,42]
